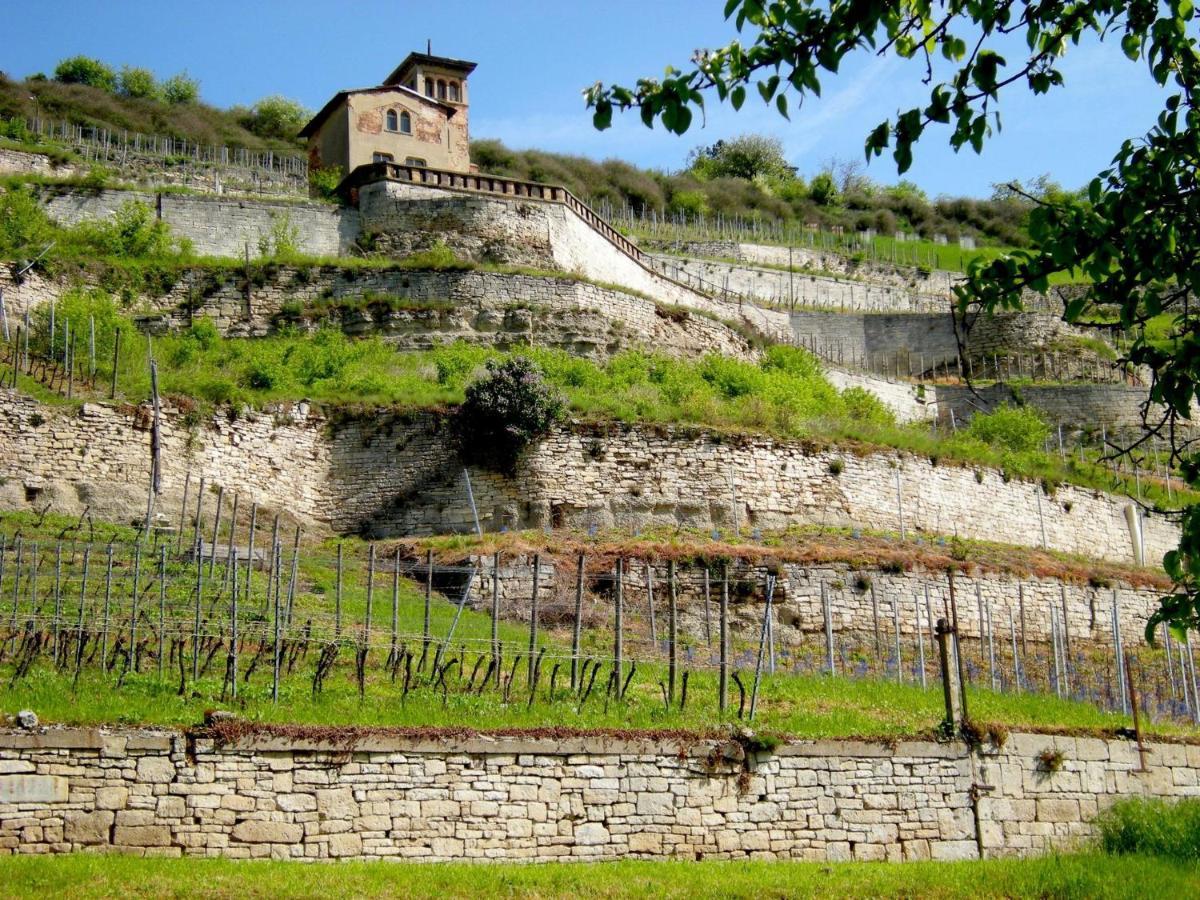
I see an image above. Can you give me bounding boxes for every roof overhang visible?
[298,85,457,139]
[384,52,478,86]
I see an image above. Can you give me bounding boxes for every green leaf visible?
[776,93,789,119]
[731,85,746,110]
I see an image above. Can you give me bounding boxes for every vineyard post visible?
[892,591,902,684]
[719,564,729,714]
[646,563,657,646]
[702,567,712,647]
[423,549,432,654]
[176,472,191,555]
[191,477,206,566]
[915,593,926,689]
[571,554,584,689]
[822,580,834,675]
[364,544,375,664]
[157,544,166,677]
[230,531,239,699]
[74,547,90,676]
[492,551,501,683]
[129,544,141,672]
[244,503,257,626]
[51,542,62,666]
[101,543,112,668]
[192,537,202,682]
[748,574,776,722]
[613,558,624,697]
[527,554,540,683]
[334,543,343,639]
[284,526,300,628]
[667,559,678,705]
[208,487,225,579]
[391,547,400,664]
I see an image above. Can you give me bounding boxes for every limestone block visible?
[113,825,173,847]
[276,793,317,812]
[64,810,113,844]
[574,823,610,846]
[315,788,357,818]
[230,821,304,844]
[328,833,363,857]
[95,786,129,810]
[1037,799,1081,823]
[0,774,68,803]
[135,757,176,784]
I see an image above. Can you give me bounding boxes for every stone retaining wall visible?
[37,188,358,258]
[1,726,1195,861]
[0,391,1174,566]
[356,181,792,342]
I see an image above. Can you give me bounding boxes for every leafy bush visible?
[964,403,1050,453]
[240,95,310,141]
[257,212,301,261]
[0,186,55,255]
[54,56,117,92]
[1095,798,1200,862]
[71,200,177,258]
[454,356,565,473]
[118,66,159,100]
[161,72,200,105]
[309,165,345,201]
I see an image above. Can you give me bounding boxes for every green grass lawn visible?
[0,853,1195,899]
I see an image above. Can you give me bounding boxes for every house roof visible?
[383,52,478,86]
[298,84,457,138]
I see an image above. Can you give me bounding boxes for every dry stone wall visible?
[134,267,755,361]
[937,383,1171,432]
[0,392,1174,567]
[356,181,792,342]
[466,556,1161,658]
[37,188,358,258]
[2,726,1196,861]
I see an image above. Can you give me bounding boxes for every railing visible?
[349,162,741,303]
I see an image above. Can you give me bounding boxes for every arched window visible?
[425,78,434,97]
[437,80,447,100]
[385,109,398,132]
[448,82,460,102]
[399,111,412,134]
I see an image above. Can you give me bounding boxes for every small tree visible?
[688,133,793,181]
[454,357,565,474]
[118,66,159,100]
[54,56,117,92]
[241,95,310,141]
[161,72,200,105]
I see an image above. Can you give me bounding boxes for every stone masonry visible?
[0,727,1196,861]
[0,391,1175,567]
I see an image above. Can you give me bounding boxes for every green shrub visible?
[1095,798,1200,862]
[454,356,565,473]
[257,212,301,261]
[309,165,345,201]
[69,200,176,258]
[240,95,309,140]
[0,186,55,255]
[161,72,200,105]
[964,403,1050,453]
[54,56,117,92]
[117,66,159,100]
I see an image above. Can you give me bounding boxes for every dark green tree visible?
[585,1,1200,639]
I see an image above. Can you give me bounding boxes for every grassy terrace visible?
[0,512,1187,739]
[2,853,1197,898]
[14,284,1189,510]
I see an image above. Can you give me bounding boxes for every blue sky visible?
[2,0,1167,198]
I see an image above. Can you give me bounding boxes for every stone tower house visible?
[300,51,476,177]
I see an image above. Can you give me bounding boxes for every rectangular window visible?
[405,157,427,168]
[373,152,394,163]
